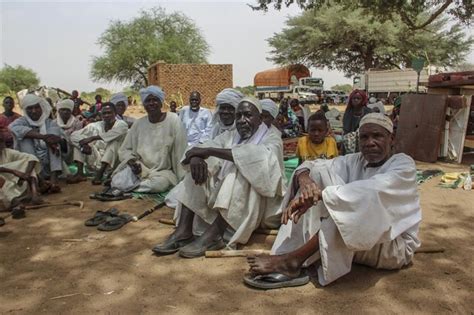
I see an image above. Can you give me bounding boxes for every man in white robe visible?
[0,131,42,210]
[245,113,421,289]
[153,97,285,258]
[68,103,128,185]
[210,88,244,139]
[56,99,83,164]
[9,94,66,193]
[110,86,187,193]
[110,92,136,128]
[179,91,213,146]
[260,98,279,128]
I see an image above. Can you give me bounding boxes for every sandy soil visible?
[0,160,473,314]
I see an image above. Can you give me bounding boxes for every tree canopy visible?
[250,0,473,30]
[0,64,40,93]
[91,7,210,86]
[267,4,473,77]
[330,84,352,94]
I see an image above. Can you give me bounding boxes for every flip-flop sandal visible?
[243,272,310,290]
[11,207,26,219]
[97,214,132,231]
[84,208,119,226]
[93,193,132,202]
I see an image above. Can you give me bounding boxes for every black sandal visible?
[84,208,119,226]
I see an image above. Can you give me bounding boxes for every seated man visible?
[260,99,279,128]
[110,92,136,128]
[210,88,244,139]
[9,94,65,193]
[153,97,286,258]
[69,103,128,185]
[179,91,213,146]
[245,113,421,289]
[56,99,83,163]
[110,86,187,193]
[0,96,22,148]
[275,100,301,138]
[0,130,42,211]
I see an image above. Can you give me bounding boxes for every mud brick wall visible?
[148,63,233,109]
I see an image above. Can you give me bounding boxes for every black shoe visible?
[178,237,226,258]
[152,235,194,255]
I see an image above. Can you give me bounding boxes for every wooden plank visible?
[395,94,448,162]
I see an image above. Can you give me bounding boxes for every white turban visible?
[20,94,51,128]
[260,98,279,118]
[110,92,129,107]
[239,96,262,113]
[367,101,386,114]
[56,99,74,111]
[360,112,393,134]
[139,86,165,104]
[215,88,244,109]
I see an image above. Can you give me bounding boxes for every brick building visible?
[147,62,233,109]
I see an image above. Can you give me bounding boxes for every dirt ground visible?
[0,160,473,314]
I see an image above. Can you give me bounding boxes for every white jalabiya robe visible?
[179,106,213,146]
[112,113,187,193]
[0,149,40,210]
[173,124,286,247]
[70,120,128,170]
[272,153,421,286]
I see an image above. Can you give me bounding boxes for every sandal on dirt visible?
[11,207,26,219]
[243,271,310,290]
[84,208,119,226]
[97,214,132,231]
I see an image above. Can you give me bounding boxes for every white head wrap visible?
[110,92,129,107]
[260,98,279,118]
[359,112,393,134]
[139,86,165,104]
[215,88,244,109]
[20,94,51,128]
[56,99,74,111]
[367,101,386,114]
[239,96,262,113]
[369,97,377,104]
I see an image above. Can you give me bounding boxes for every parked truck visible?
[353,68,431,103]
[254,64,321,103]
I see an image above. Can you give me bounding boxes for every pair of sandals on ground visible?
[84,207,132,231]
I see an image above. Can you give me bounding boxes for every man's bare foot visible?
[247,254,302,278]
[66,174,87,184]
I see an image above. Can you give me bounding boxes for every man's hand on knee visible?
[190,156,208,185]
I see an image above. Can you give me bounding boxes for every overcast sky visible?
[1,0,473,94]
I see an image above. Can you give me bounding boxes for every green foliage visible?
[330,84,353,94]
[267,4,473,77]
[0,64,40,93]
[80,88,112,103]
[250,0,473,29]
[91,7,210,86]
[234,85,256,96]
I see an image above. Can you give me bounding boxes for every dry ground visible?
[0,161,473,314]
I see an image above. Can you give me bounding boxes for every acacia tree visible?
[0,64,40,93]
[91,7,210,86]
[250,0,473,30]
[267,4,473,77]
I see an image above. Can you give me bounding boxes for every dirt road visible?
[0,161,473,314]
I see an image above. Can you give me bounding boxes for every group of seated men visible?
[0,86,421,289]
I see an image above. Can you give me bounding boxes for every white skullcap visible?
[260,98,278,118]
[360,112,393,134]
[110,92,129,107]
[239,96,262,113]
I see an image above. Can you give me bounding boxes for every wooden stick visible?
[50,293,82,300]
[205,249,270,258]
[415,246,445,254]
[255,229,278,236]
[159,218,175,226]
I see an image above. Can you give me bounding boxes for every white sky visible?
[1,0,473,93]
